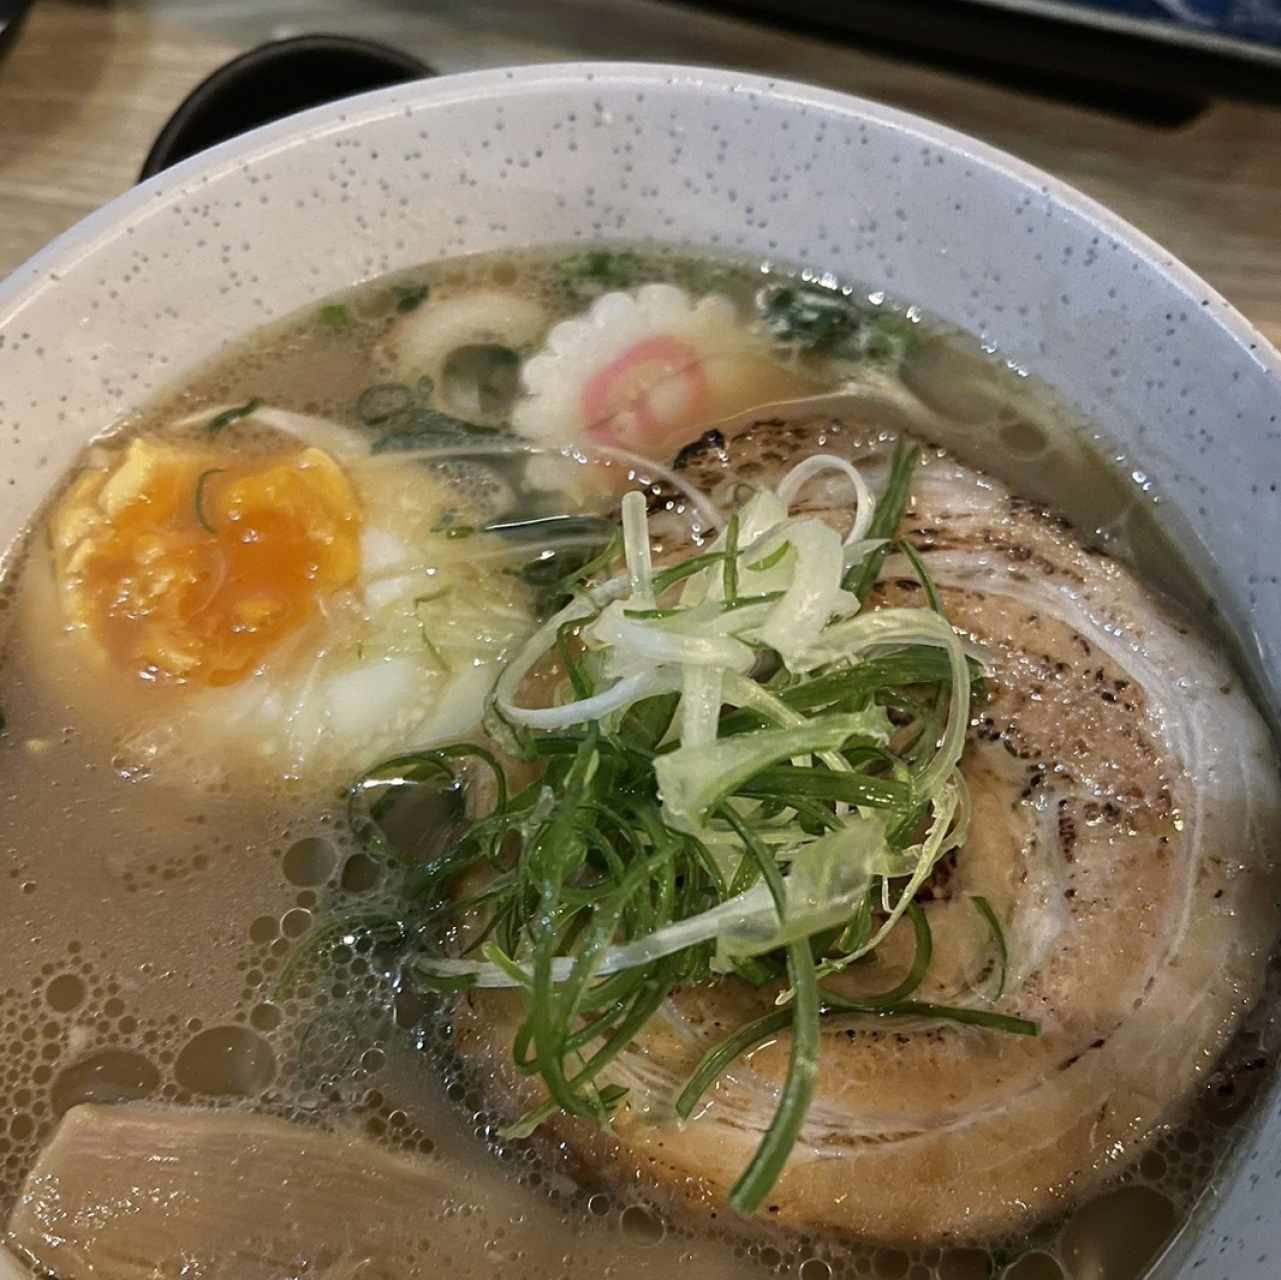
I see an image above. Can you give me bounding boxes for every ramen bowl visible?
[1,63,1279,1280]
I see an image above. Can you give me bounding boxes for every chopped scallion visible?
[205,398,260,436]
[193,468,225,532]
[317,435,1033,1217]
[970,894,1009,999]
[392,282,430,312]
[318,303,353,331]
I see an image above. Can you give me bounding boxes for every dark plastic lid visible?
[140,34,433,180]
[0,0,36,61]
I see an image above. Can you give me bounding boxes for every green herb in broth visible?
[484,514,615,547]
[414,595,452,673]
[553,247,742,307]
[759,280,919,364]
[551,249,648,302]
[193,468,225,534]
[205,396,261,436]
[392,282,431,313]
[486,513,617,605]
[515,522,623,618]
[318,302,353,331]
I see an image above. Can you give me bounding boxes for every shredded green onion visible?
[970,894,1009,999]
[845,436,920,601]
[748,541,791,573]
[719,805,820,1215]
[722,512,741,603]
[327,437,1039,1216]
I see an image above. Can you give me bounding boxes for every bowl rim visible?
[2,59,1280,388]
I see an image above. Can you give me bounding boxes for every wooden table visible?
[2,0,1279,350]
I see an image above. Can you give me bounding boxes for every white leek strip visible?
[492,581,632,728]
[721,671,889,787]
[590,600,758,681]
[941,765,973,855]
[589,605,756,671]
[621,490,655,608]
[680,665,725,749]
[492,598,594,715]
[736,489,791,549]
[1002,787,1070,993]
[722,815,884,959]
[655,713,876,832]
[506,668,684,730]
[841,537,889,571]
[776,453,876,544]
[723,670,807,729]
[680,490,789,608]
[715,600,783,636]
[756,520,860,669]
[809,776,963,988]
[789,608,971,798]
[853,768,972,882]
[726,676,890,747]
[671,598,781,639]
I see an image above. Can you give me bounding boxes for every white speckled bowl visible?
[1,64,1279,1278]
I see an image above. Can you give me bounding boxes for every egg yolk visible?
[56,441,361,687]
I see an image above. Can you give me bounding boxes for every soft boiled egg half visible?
[31,405,534,783]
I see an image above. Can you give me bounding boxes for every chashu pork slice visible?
[456,404,1281,1244]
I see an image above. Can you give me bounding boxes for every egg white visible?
[27,408,534,787]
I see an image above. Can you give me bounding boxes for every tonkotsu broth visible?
[0,245,1275,1280]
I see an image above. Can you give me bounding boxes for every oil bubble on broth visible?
[0,244,1277,1280]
